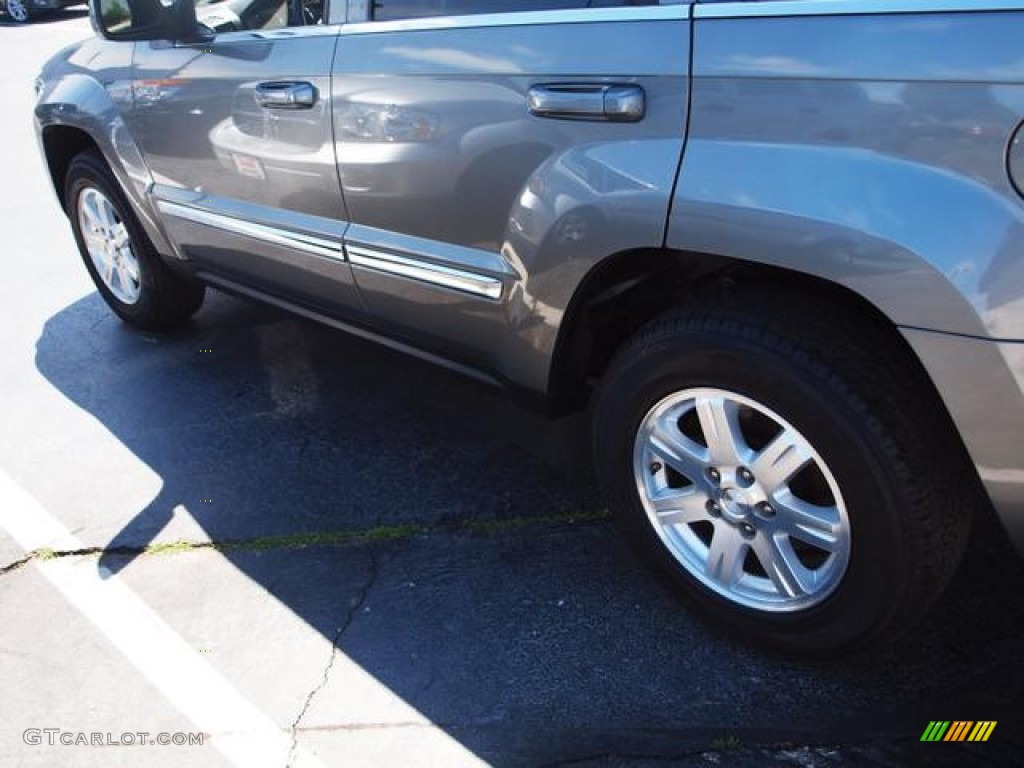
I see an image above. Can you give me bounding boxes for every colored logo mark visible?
[920,721,997,742]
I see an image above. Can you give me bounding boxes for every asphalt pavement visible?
[1,12,1023,768]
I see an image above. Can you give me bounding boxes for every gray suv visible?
[33,0,1024,654]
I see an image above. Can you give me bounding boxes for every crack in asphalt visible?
[0,509,609,577]
[286,550,379,768]
[0,553,34,576]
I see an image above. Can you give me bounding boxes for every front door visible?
[128,3,364,316]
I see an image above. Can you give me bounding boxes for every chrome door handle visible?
[527,84,645,122]
[255,81,317,110]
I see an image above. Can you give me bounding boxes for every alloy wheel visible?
[633,387,851,613]
[77,187,142,305]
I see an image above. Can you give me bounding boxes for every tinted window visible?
[373,0,656,21]
[194,0,324,31]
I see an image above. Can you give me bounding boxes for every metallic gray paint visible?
[152,185,365,314]
[332,17,689,388]
[130,31,367,314]
[902,329,1024,553]
[669,9,1024,549]
[34,39,176,259]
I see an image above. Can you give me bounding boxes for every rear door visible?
[332,0,691,377]
[128,1,365,316]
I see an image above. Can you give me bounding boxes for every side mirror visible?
[90,0,213,43]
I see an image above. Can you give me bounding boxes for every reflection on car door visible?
[332,6,690,377]
[129,25,364,317]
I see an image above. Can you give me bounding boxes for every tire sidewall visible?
[595,326,916,653]
[66,155,161,326]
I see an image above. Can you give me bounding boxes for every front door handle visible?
[527,84,645,122]
[255,81,317,110]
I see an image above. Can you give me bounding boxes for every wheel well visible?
[547,250,938,418]
[41,125,99,213]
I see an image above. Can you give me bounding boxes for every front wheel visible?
[66,150,204,331]
[593,291,974,655]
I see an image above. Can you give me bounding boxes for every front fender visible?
[35,43,175,259]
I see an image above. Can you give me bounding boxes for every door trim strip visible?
[155,200,345,262]
[341,4,688,35]
[695,0,1024,20]
[346,244,504,300]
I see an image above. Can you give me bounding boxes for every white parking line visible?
[0,469,322,768]
[0,468,491,767]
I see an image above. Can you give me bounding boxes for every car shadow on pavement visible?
[34,290,1024,766]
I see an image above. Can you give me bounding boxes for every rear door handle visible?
[255,81,317,110]
[527,84,645,122]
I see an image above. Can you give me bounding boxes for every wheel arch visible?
[549,244,998,530]
[548,247,966,430]
[36,73,177,260]
[40,124,100,214]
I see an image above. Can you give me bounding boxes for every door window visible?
[194,0,325,31]
[372,0,657,21]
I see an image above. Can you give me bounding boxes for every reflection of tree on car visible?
[100,0,130,27]
[94,0,165,33]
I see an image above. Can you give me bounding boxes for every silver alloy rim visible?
[633,387,851,612]
[6,0,29,21]
[77,187,142,305]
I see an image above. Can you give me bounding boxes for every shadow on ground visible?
[33,290,1024,766]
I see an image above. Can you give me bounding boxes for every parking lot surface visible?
[2,13,1023,767]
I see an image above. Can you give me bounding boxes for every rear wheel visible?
[593,289,974,655]
[66,150,204,331]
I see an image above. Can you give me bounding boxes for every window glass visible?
[96,0,164,37]
[373,0,656,22]
[194,0,325,31]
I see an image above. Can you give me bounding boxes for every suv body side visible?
[32,0,1024,554]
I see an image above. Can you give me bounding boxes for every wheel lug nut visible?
[740,522,756,538]
[650,462,662,473]
[756,502,775,518]
[705,500,721,517]
[738,467,754,486]
[707,467,721,484]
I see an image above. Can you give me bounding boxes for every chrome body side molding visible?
[155,200,345,261]
[346,244,504,301]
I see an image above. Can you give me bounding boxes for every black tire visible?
[592,286,975,655]
[66,149,204,331]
